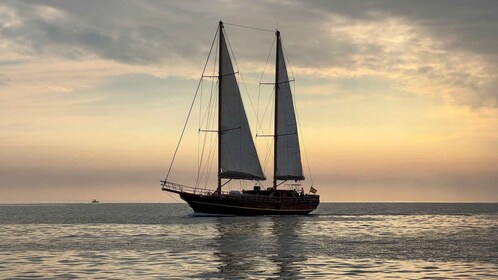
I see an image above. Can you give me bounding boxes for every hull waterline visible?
[177,192,319,216]
[162,181,319,216]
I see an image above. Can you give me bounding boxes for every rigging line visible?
[203,123,218,189]
[281,38,296,81]
[257,88,275,135]
[223,26,275,171]
[198,52,214,178]
[224,27,273,178]
[255,39,276,137]
[256,86,271,178]
[280,35,312,185]
[257,37,275,134]
[196,43,219,187]
[200,89,218,189]
[257,84,261,133]
[197,80,202,184]
[164,26,219,182]
[223,29,258,124]
[256,40,276,168]
[224,22,274,33]
[224,26,273,145]
[258,37,276,84]
[199,42,219,131]
[199,82,218,188]
[165,190,186,205]
[221,28,246,184]
[257,88,275,175]
[262,99,275,174]
[196,80,218,187]
[256,87,273,164]
[292,76,314,187]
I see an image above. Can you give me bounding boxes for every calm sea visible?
[0,203,497,279]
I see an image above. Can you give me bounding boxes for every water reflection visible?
[212,216,308,278]
[212,217,276,278]
[270,216,307,279]
[2,204,497,279]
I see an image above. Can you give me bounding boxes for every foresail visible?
[219,29,265,180]
[275,37,304,181]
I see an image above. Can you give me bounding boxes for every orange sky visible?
[1,1,497,202]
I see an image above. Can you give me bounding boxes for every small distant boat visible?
[91,199,99,203]
[161,21,319,215]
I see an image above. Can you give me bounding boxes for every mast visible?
[273,30,280,190]
[217,21,223,194]
[216,21,265,193]
[274,30,305,183]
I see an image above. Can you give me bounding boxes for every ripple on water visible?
[1,204,497,278]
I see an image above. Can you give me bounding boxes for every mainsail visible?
[275,32,304,181]
[218,25,265,181]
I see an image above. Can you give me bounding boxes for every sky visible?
[1,0,497,203]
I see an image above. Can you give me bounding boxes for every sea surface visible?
[0,203,497,279]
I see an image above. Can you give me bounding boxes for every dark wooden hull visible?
[177,192,319,216]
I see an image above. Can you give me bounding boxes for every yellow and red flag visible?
[309,186,317,194]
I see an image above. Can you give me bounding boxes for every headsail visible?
[275,32,304,181]
[219,25,265,181]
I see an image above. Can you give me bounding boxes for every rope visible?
[223,26,274,183]
[255,38,277,178]
[282,41,314,187]
[224,22,274,33]
[163,27,219,182]
[196,41,218,187]
[258,37,276,84]
[256,37,276,156]
[164,190,185,205]
[224,28,260,128]
[262,95,275,174]
[201,93,218,188]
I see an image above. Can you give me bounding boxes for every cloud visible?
[3,1,497,63]
[0,1,209,64]
[1,0,497,109]
[307,0,498,56]
[1,0,497,202]
[323,16,496,106]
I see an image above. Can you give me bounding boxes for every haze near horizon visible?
[1,0,497,203]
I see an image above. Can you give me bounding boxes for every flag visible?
[309,186,317,194]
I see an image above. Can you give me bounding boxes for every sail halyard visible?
[217,21,265,194]
[274,31,305,183]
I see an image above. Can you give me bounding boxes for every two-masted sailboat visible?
[161,21,319,215]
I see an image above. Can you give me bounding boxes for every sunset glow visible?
[1,1,497,202]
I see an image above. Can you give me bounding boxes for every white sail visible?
[275,36,304,180]
[219,29,265,180]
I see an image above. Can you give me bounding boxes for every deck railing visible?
[161,180,319,205]
[161,180,229,196]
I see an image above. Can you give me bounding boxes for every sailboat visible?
[161,21,319,215]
